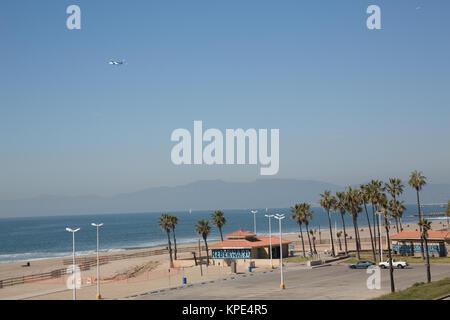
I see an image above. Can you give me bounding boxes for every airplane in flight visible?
[108,60,125,65]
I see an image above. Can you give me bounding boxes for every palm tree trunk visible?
[298,224,306,257]
[424,236,431,283]
[305,224,313,255]
[416,189,425,259]
[352,215,360,260]
[166,231,173,267]
[219,226,224,242]
[376,207,382,261]
[172,228,178,260]
[385,219,395,293]
[312,237,317,254]
[371,203,377,259]
[326,209,336,256]
[364,202,376,262]
[399,217,404,232]
[394,217,400,233]
[203,237,209,266]
[340,211,348,255]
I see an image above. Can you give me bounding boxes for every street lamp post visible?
[91,223,104,300]
[251,210,258,234]
[274,214,285,290]
[265,214,274,269]
[66,227,80,300]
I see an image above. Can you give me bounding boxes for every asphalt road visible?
[134,263,450,300]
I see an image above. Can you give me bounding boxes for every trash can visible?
[182,277,187,284]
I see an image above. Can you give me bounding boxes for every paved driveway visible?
[134,264,450,300]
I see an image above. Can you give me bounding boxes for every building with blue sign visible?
[209,230,291,261]
[390,230,450,257]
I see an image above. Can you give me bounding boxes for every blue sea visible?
[0,205,445,263]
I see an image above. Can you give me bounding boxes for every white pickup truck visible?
[379,259,408,269]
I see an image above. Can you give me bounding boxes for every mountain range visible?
[1,179,449,218]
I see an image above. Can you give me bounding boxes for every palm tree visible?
[385,178,405,232]
[158,213,173,267]
[319,190,336,257]
[335,192,349,255]
[409,170,427,259]
[195,219,211,266]
[360,184,377,262]
[445,201,450,229]
[211,210,226,242]
[389,199,406,235]
[418,219,432,283]
[368,180,384,260]
[298,203,315,255]
[168,215,179,260]
[344,187,362,260]
[290,204,306,257]
[379,194,395,293]
[336,231,343,251]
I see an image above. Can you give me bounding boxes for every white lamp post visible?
[91,223,104,299]
[66,227,80,300]
[265,214,274,269]
[250,210,258,234]
[274,214,285,290]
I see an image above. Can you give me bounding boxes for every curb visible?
[434,293,450,300]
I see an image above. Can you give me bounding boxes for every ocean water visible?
[0,205,445,263]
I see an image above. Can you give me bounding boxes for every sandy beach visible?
[0,219,447,300]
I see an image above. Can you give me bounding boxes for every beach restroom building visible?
[390,230,450,257]
[209,230,291,265]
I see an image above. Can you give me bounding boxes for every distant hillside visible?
[0,179,448,218]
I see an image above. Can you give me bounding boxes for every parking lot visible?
[135,263,450,300]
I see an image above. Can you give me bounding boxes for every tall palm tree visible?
[211,210,226,242]
[344,187,363,260]
[195,219,211,266]
[445,201,450,229]
[168,215,179,260]
[335,191,349,255]
[379,194,395,293]
[158,213,173,267]
[298,203,315,255]
[360,184,377,262]
[409,170,427,259]
[290,204,306,257]
[319,190,336,257]
[418,219,432,283]
[368,180,384,260]
[385,178,405,232]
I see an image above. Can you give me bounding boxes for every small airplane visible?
[108,60,125,65]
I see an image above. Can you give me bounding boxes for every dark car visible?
[348,261,375,269]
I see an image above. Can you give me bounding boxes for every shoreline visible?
[2,216,447,265]
[0,220,448,300]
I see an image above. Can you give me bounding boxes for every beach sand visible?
[0,219,447,300]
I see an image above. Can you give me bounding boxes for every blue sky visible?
[1,0,449,200]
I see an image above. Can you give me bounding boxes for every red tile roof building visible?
[390,230,450,257]
[210,229,291,259]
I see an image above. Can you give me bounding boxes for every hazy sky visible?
[1,0,449,200]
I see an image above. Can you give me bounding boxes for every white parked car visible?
[379,259,408,269]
